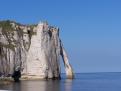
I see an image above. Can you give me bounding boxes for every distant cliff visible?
[0,20,74,79]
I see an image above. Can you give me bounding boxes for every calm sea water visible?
[0,72,121,91]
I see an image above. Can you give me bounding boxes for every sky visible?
[0,0,121,73]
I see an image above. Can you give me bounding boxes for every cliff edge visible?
[0,20,74,79]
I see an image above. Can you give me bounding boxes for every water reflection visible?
[0,80,61,91]
[12,82,22,91]
[64,79,73,91]
[0,79,73,91]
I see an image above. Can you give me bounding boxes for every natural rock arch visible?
[0,20,74,79]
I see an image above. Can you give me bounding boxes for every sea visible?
[0,72,121,91]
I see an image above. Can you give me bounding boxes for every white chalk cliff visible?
[0,20,74,79]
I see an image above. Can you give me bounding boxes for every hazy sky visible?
[0,0,121,73]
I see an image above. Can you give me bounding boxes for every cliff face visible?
[0,20,74,79]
